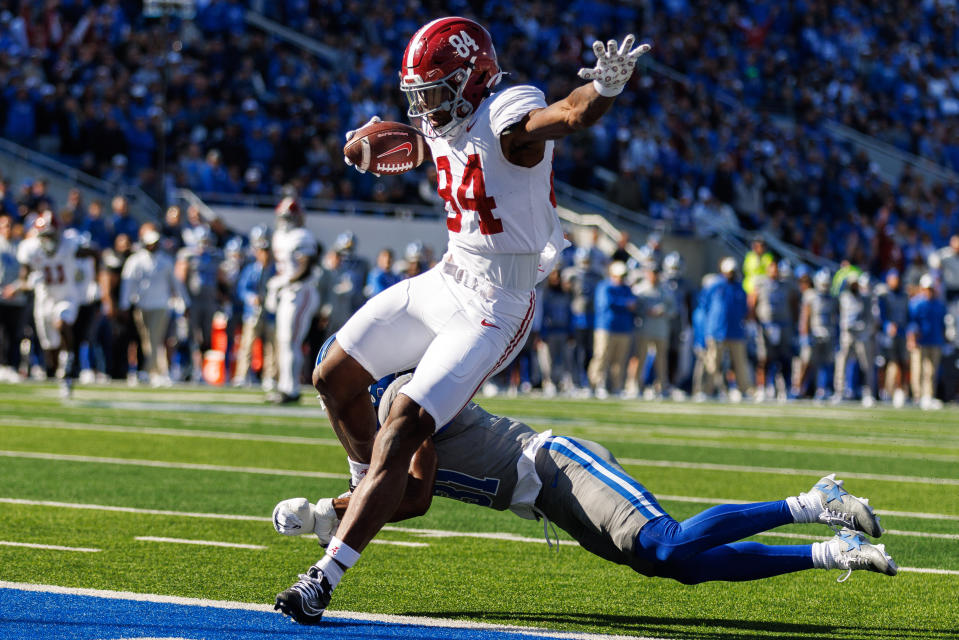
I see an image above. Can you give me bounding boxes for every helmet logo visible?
[448,30,478,57]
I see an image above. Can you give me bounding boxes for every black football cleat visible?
[275,566,333,625]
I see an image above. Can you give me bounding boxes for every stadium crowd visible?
[0,1,958,406]
[1,188,957,408]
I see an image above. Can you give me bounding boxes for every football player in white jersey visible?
[13,211,97,397]
[305,16,652,615]
[266,197,319,404]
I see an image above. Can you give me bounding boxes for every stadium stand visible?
[0,1,956,406]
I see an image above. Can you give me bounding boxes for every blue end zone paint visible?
[0,588,567,640]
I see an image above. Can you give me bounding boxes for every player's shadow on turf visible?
[410,611,957,640]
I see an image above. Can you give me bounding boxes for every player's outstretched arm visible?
[509,36,651,147]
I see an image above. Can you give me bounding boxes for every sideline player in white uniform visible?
[303,16,652,618]
[274,358,895,624]
[13,211,95,397]
[267,197,319,404]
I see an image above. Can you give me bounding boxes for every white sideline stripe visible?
[0,540,100,553]
[0,581,667,640]
[134,536,266,550]
[619,458,959,486]
[1,420,340,446]
[370,540,430,548]
[0,450,349,480]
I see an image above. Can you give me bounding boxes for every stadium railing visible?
[0,137,162,222]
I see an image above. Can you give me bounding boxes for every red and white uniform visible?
[270,225,319,397]
[17,234,81,349]
[338,85,565,427]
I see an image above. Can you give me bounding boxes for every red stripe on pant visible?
[456,290,536,418]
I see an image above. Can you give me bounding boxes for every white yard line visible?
[371,540,430,548]
[618,458,959,485]
[3,496,958,542]
[134,536,266,550]
[0,581,667,640]
[0,450,348,480]
[0,420,341,446]
[0,540,100,552]
[5,448,956,487]
[11,419,959,462]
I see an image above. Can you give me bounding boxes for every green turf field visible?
[1,382,957,639]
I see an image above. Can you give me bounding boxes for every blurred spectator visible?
[536,266,573,397]
[877,269,910,407]
[233,229,277,391]
[742,236,774,295]
[629,264,674,397]
[799,269,839,400]
[0,214,25,381]
[908,274,947,410]
[176,225,224,377]
[588,261,636,398]
[703,257,753,401]
[364,248,400,298]
[749,260,798,401]
[563,248,602,389]
[120,224,184,387]
[835,273,878,406]
[111,196,139,243]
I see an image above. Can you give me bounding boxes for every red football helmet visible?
[34,210,60,254]
[400,17,503,138]
[275,196,302,230]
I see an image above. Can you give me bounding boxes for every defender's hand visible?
[578,35,651,97]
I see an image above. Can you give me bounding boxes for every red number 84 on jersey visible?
[435,154,503,235]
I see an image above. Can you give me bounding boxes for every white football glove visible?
[271,497,340,547]
[578,35,651,97]
[344,115,381,175]
[272,497,315,536]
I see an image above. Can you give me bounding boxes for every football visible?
[343,120,427,175]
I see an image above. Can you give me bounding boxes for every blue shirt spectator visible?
[594,272,637,334]
[237,254,276,322]
[908,288,947,347]
[705,271,748,341]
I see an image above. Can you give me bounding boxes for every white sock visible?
[811,540,838,569]
[347,458,369,488]
[786,492,822,524]
[314,555,345,588]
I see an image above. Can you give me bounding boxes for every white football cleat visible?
[828,528,898,582]
[801,473,883,538]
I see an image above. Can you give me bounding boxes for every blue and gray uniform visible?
[835,288,877,397]
[877,284,909,364]
[381,376,813,584]
[753,275,794,365]
[802,289,837,369]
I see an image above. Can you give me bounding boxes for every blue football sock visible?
[638,500,794,565]
[658,542,814,584]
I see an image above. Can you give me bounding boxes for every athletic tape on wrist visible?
[326,536,360,568]
[593,79,624,97]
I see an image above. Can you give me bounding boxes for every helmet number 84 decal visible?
[449,30,479,57]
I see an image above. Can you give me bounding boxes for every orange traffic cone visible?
[203,311,228,386]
